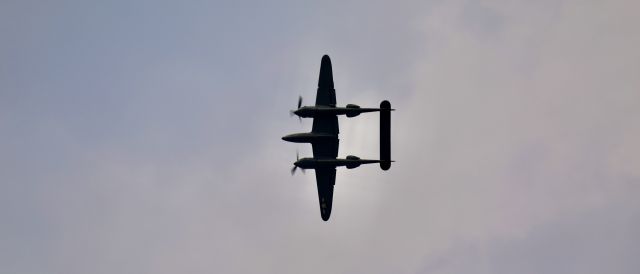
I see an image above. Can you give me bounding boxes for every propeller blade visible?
[297,96,303,109]
[291,151,300,176]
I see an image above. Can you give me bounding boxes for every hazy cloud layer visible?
[1,1,639,273]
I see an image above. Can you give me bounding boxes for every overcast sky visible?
[1,1,639,273]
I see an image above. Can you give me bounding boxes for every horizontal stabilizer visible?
[380,100,391,170]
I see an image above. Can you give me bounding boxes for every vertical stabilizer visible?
[380,100,391,170]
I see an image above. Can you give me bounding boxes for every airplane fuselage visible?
[281,132,335,143]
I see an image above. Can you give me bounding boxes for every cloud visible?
[1,1,639,274]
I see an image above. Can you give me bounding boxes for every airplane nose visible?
[282,135,292,142]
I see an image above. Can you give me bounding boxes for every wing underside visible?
[315,168,336,221]
[315,55,336,106]
[311,55,339,221]
[311,55,339,158]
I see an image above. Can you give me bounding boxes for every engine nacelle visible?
[346,104,361,117]
[346,155,361,169]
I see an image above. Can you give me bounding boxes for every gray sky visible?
[1,0,639,273]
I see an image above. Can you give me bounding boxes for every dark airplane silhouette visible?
[282,55,393,221]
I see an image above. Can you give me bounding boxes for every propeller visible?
[290,96,303,123]
[290,151,304,175]
[289,110,302,123]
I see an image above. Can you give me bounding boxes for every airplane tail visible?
[380,100,392,170]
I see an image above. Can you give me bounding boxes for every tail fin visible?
[380,100,392,170]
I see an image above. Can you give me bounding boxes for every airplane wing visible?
[311,135,338,159]
[315,55,336,106]
[312,55,339,221]
[315,168,336,221]
[311,55,339,158]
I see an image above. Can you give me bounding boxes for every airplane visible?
[282,55,393,221]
